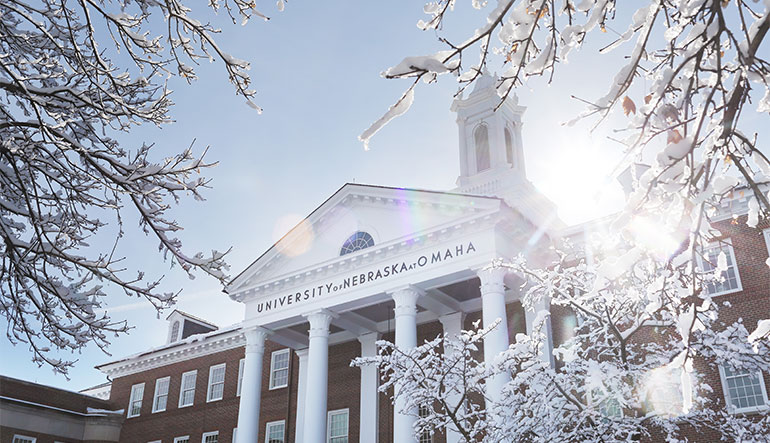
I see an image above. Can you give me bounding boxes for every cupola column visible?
[302,310,334,443]
[477,267,511,403]
[235,326,269,443]
[391,286,422,443]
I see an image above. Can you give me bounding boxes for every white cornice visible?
[228,208,502,303]
[96,328,245,379]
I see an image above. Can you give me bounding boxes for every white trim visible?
[718,365,769,414]
[12,436,37,443]
[265,420,286,443]
[127,382,144,418]
[269,349,290,390]
[326,408,349,443]
[152,376,170,413]
[174,437,191,443]
[148,441,162,443]
[179,370,197,408]
[202,431,219,443]
[697,240,743,296]
[207,363,227,402]
[763,229,770,259]
[97,326,244,379]
[237,358,245,397]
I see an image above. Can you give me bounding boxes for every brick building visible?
[4,74,768,443]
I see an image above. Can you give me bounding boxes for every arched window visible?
[170,321,180,342]
[340,231,375,256]
[474,125,490,172]
[504,128,514,166]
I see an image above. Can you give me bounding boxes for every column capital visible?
[243,326,269,354]
[477,266,507,294]
[357,331,380,346]
[304,309,334,338]
[438,311,465,330]
[391,285,422,318]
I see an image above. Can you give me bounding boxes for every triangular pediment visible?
[226,184,503,295]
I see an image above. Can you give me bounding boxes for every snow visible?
[359,87,415,150]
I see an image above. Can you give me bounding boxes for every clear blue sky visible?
[2,1,766,392]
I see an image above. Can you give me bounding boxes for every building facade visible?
[5,75,768,443]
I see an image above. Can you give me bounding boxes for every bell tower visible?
[451,73,560,229]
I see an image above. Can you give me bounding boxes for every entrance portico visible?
[226,183,554,443]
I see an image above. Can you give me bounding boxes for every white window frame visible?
[763,229,770,258]
[269,348,290,390]
[326,408,349,443]
[207,363,227,402]
[179,370,197,408]
[12,436,37,443]
[698,240,743,296]
[265,420,286,443]
[148,441,162,443]
[718,365,769,414]
[237,358,245,397]
[174,437,191,443]
[127,382,145,418]
[202,431,219,443]
[152,376,171,413]
[232,428,237,443]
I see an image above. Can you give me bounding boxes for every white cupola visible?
[451,72,527,194]
[451,73,562,231]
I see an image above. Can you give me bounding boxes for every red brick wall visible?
[104,219,769,442]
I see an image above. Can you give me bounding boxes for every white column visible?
[294,348,309,443]
[358,332,379,443]
[392,286,421,443]
[525,295,555,367]
[302,310,333,443]
[438,312,465,443]
[236,327,268,443]
[477,267,511,404]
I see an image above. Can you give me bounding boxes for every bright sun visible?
[535,135,626,226]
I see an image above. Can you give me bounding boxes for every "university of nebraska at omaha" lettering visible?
[255,241,476,314]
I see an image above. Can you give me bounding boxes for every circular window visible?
[340,231,375,256]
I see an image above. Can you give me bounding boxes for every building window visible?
[643,366,688,417]
[698,242,742,296]
[763,229,770,258]
[207,363,227,402]
[202,431,219,443]
[237,358,245,396]
[179,370,197,407]
[418,404,432,443]
[265,420,285,443]
[152,376,170,413]
[474,124,490,172]
[719,365,768,413]
[127,382,144,418]
[269,349,290,390]
[232,429,237,443]
[504,127,514,165]
[171,320,181,342]
[12,436,36,443]
[327,409,349,443]
[339,231,375,256]
[174,437,191,443]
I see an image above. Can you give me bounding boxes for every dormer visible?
[166,310,218,344]
[451,73,527,192]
